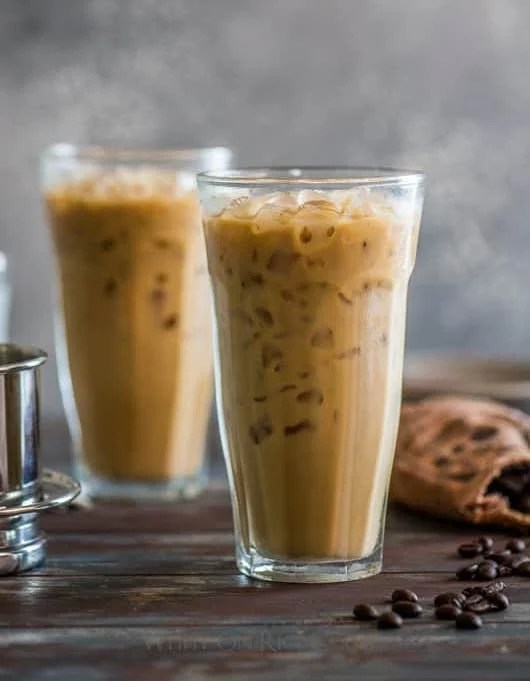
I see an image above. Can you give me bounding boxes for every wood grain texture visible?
[27,526,519,576]
[3,624,530,681]
[4,426,530,680]
[3,572,530,627]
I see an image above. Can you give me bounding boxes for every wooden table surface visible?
[4,421,530,680]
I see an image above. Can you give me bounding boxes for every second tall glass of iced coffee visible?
[198,168,424,582]
[42,146,232,500]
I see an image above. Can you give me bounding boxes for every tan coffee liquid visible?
[204,191,418,559]
[46,171,212,481]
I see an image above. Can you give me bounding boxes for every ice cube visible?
[328,189,359,213]
[290,198,339,250]
[225,195,264,219]
[338,188,373,217]
[253,202,290,232]
[263,191,299,212]
[296,189,337,210]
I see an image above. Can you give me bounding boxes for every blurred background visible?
[1,0,529,419]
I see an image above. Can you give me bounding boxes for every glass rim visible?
[197,166,425,188]
[42,143,233,164]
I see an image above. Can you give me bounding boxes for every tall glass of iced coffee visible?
[198,167,424,582]
[42,145,232,500]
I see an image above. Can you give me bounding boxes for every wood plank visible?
[1,624,530,681]
[28,530,493,576]
[0,573,529,627]
[38,533,237,576]
[41,490,234,534]
[27,421,530,680]
[41,495,514,538]
[35,503,521,577]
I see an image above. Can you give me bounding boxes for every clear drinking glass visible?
[198,167,424,582]
[41,145,232,500]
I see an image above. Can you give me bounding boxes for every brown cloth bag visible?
[390,396,530,528]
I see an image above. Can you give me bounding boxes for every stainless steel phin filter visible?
[0,344,80,574]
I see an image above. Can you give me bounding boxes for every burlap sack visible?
[390,396,530,527]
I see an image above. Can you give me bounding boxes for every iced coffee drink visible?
[42,146,231,499]
[199,168,424,581]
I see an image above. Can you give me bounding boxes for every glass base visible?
[236,544,383,583]
[77,464,208,502]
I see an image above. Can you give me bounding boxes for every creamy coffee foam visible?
[47,167,197,200]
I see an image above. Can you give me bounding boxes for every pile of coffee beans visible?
[433,582,509,629]
[350,534,525,632]
[456,536,530,581]
[353,589,422,630]
[353,582,510,631]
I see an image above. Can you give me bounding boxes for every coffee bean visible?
[456,612,483,630]
[457,563,479,580]
[505,554,527,569]
[462,593,483,607]
[435,604,462,620]
[391,601,423,618]
[498,566,513,577]
[377,612,403,629]
[391,589,418,603]
[353,604,378,621]
[488,593,509,610]
[462,586,479,597]
[462,594,491,614]
[478,559,497,568]
[506,539,526,554]
[476,563,498,581]
[463,581,506,598]
[516,560,530,576]
[487,581,507,593]
[489,551,512,565]
[458,543,483,559]
[461,584,510,614]
[434,592,462,608]
[478,536,494,551]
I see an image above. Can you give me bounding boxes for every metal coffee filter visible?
[0,344,80,574]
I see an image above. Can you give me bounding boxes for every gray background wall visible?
[1,0,530,418]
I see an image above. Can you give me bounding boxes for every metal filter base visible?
[0,470,80,575]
